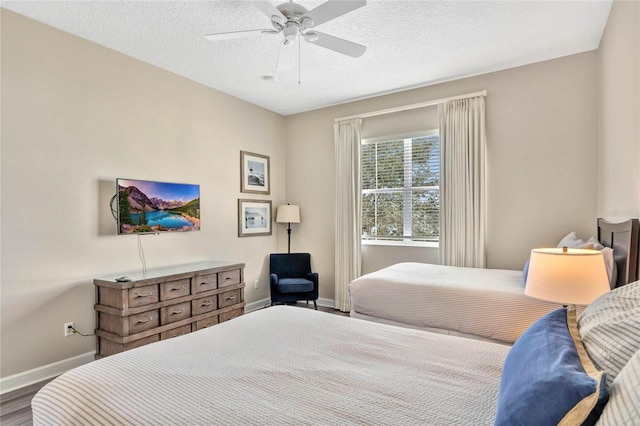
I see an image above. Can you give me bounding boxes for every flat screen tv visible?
[116,178,200,234]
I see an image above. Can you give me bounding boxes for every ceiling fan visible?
[205,0,367,63]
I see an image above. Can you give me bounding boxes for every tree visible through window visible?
[361,132,439,242]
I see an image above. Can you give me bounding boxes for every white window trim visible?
[362,239,439,248]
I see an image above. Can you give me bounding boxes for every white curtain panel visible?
[438,97,487,268]
[334,119,362,312]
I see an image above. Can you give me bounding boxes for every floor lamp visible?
[276,204,300,254]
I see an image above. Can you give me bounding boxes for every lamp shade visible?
[525,248,609,305]
[276,204,300,224]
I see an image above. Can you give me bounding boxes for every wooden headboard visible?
[597,218,640,287]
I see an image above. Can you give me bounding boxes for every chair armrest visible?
[270,273,279,286]
[306,272,318,286]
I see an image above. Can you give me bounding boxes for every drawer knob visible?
[136,317,152,324]
[170,285,185,291]
[201,301,213,307]
[225,295,236,301]
[225,277,232,280]
[171,309,185,315]
[135,292,153,298]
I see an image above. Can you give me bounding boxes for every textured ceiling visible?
[2,0,612,116]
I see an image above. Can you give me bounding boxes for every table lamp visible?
[525,247,610,306]
[276,204,300,254]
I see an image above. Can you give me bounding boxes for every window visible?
[361,131,439,243]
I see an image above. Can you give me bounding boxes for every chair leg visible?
[313,300,317,310]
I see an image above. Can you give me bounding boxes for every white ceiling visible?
[2,0,612,116]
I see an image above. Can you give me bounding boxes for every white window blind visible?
[361,131,439,242]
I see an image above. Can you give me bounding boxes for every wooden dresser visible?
[94,261,245,358]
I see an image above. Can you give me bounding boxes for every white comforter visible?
[350,262,561,343]
[32,306,508,425]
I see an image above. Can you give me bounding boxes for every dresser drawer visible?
[161,301,191,324]
[99,309,159,336]
[192,295,217,316]
[129,310,160,334]
[193,273,217,293]
[219,289,241,308]
[218,269,241,288]
[194,315,219,331]
[219,308,242,323]
[99,334,160,356]
[161,324,191,340]
[128,284,159,308]
[159,279,190,301]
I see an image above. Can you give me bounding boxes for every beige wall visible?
[1,10,286,378]
[285,52,600,301]
[597,0,640,220]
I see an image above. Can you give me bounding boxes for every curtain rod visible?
[334,90,487,123]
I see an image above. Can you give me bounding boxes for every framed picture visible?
[240,151,270,194]
[238,199,272,237]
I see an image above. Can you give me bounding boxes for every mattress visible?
[32,306,509,425]
[349,262,562,343]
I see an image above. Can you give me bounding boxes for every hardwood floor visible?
[0,379,53,426]
[0,302,348,425]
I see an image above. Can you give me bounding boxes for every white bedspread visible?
[350,262,562,343]
[32,306,508,425]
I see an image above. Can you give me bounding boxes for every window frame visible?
[361,130,440,247]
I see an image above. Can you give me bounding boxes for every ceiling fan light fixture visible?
[283,24,299,41]
[303,31,318,42]
[300,16,314,28]
[271,14,286,27]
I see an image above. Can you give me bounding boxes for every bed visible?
[31,282,640,425]
[349,218,640,344]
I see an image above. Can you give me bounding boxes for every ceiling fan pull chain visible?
[274,39,285,78]
[298,37,301,85]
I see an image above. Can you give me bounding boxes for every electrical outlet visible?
[254,279,260,289]
[64,322,74,337]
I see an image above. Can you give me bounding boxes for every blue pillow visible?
[495,307,608,426]
[522,257,530,284]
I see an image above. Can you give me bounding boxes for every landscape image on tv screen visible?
[117,178,200,234]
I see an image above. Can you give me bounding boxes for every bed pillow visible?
[522,258,530,284]
[578,281,640,388]
[596,349,640,425]
[557,231,580,247]
[495,307,608,426]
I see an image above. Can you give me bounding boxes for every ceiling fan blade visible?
[205,29,277,41]
[252,1,286,24]
[306,0,366,27]
[307,31,366,58]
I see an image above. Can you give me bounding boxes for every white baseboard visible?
[2,298,338,395]
[245,298,272,312]
[0,351,95,395]
[317,297,334,308]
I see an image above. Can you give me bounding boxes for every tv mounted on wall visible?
[116,178,200,234]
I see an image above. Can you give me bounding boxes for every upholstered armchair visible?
[270,253,319,309]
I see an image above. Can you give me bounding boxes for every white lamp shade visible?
[525,248,610,305]
[276,204,300,224]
